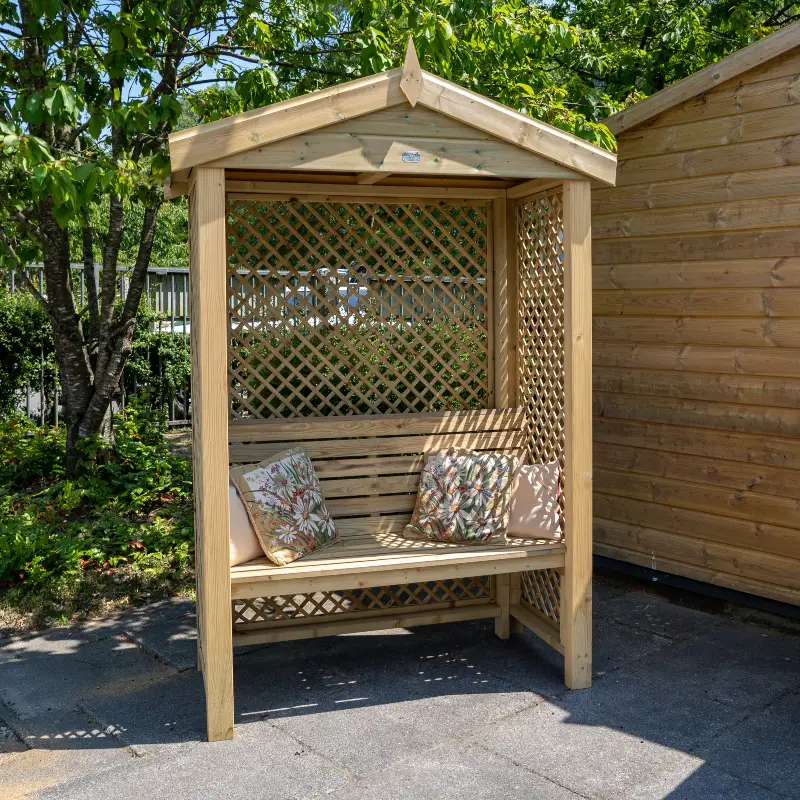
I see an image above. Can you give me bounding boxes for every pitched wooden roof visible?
[168,39,616,185]
[607,20,800,135]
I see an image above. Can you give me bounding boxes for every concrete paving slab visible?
[325,742,582,800]
[644,620,800,712]
[1,746,136,799]
[480,697,712,800]
[120,599,198,671]
[0,633,176,720]
[35,721,351,800]
[77,669,208,757]
[695,690,800,797]
[596,591,725,641]
[664,766,787,800]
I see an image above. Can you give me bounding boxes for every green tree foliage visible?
[558,0,800,104]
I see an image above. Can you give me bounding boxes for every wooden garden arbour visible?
[168,41,616,741]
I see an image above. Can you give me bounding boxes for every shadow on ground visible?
[1,575,798,799]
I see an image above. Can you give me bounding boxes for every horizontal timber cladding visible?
[593,259,800,290]
[593,45,800,604]
[226,196,490,418]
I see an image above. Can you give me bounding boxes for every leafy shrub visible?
[0,287,57,416]
[0,409,193,612]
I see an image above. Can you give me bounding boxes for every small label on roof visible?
[402,151,421,163]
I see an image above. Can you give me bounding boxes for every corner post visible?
[561,180,593,689]
[189,167,235,740]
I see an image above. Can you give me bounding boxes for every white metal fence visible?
[5,265,191,426]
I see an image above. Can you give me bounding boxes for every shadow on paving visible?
[0,579,798,799]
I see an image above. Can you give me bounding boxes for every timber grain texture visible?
[593,47,800,606]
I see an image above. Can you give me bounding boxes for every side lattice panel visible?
[226,198,490,418]
[516,190,565,629]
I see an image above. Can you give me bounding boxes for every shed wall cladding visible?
[591,46,800,606]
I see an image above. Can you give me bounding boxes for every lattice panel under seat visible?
[516,190,565,534]
[520,568,561,625]
[232,576,492,628]
[226,198,490,418]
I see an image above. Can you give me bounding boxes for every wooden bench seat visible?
[227,408,566,648]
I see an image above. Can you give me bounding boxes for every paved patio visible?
[1,574,798,800]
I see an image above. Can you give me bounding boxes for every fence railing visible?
[5,265,191,427]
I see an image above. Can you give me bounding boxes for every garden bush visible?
[0,407,194,634]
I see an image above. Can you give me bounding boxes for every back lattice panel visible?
[226,198,489,418]
[517,191,565,525]
[232,577,492,626]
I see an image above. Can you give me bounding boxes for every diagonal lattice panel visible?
[232,577,492,626]
[517,191,565,628]
[226,198,490,418]
[516,191,565,515]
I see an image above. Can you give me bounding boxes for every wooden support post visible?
[495,573,511,639]
[505,198,519,408]
[492,197,510,408]
[561,179,593,690]
[190,167,235,740]
[509,572,523,634]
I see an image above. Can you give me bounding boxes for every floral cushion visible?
[229,448,338,566]
[403,449,519,543]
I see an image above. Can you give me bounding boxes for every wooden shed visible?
[168,42,617,740]
[593,22,800,607]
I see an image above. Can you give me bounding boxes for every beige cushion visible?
[229,482,264,567]
[230,448,338,566]
[507,462,562,540]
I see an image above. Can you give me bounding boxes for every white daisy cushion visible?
[229,448,338,566]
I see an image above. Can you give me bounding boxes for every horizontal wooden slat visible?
[325,493,416,517]
[313,455,425,479]
[211,131,580,179]
[594,442,800,500]
[593,316,800,348]
[230,545,566,598]
[333,516,410,537]
[324,104,495,140]
[226,181,507,200]
[620,105,800,161]
[592,167,800,215]
[593,259,800,290]
[595,541,800,607]
[594,196,800,240]
[230,429,523,463]
[511,603,564,654]
[593,417,800,470]
[614,135,800,188]
[594,226,800,265]
[228,408,523,442]
[319,474,420,499]
[595,493,800,559]
[232,604,501,646]
[594,468,800,529]
[593,341,800,378]
[593,391,800,438]
[594,288,800,317]
[594,518,800,592]
[593,367,800,409]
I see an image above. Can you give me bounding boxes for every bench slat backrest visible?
[228,409,523,533]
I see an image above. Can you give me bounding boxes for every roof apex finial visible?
[400,36,422,106]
